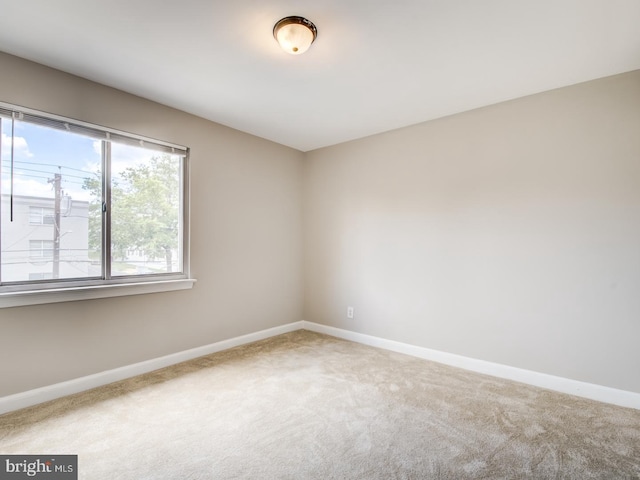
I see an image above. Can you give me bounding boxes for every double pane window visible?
[0,104,189,290]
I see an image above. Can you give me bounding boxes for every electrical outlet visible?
[347,306,354,319]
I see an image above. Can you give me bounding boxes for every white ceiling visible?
[1,1,639,152]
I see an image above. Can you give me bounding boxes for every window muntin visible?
[29,206,55,225]
[0,103,189,292]
[29,240,54,259]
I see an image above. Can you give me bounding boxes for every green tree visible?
[83,154,181,273]
[83,174,103,260]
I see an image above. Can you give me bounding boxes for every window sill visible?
[0,278,196,309]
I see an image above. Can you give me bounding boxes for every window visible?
[29,206,55,225]
[0,103,192,305]
[29,240,54,260]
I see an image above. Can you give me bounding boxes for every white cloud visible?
[1,176,93,203]
[82,155,101,176]
[93,140,157,176]
[1,176,53,198]
[1,132,33,159]
[111,143,155,176]
[66,188,92,202]
[92,140,102,156]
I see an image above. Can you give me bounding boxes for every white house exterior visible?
[1,194,92,282]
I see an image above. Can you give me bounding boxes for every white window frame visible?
[0,102,195,308]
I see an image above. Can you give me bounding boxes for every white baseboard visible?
[301,321,640,410]
[3,319,638,415]
[0,321,304,415]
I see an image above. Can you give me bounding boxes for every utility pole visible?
[49,171,62,279]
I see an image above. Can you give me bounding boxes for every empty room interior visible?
[1,1,639,478]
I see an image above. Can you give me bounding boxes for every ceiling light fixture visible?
[273,16,317,55]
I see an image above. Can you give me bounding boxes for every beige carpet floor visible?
[1,330,639,479]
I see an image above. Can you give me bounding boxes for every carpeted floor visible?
[1,330,639,479]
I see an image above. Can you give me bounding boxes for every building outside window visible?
[1,194,90,280]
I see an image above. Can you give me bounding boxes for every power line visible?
[3,172,87,186]
[2,225,40,250]
[10,173,50,181]
[3,165,91,181]
[1,162,95,180]
[1,159,99,175]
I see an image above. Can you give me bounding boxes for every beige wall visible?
[0,52,304,396]
[2,51,639,399]
[303,71,640,393]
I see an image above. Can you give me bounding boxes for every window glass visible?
[1,118,100,282]
[109,144,183,276]
[29,207,55,225]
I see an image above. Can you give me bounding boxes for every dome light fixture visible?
[273,16,317,55]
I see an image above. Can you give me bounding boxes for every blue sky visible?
[1,118,100,201]
[1,118,158,202]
